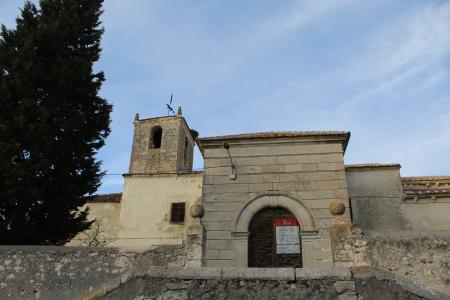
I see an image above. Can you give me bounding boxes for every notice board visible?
[274,217,300,254]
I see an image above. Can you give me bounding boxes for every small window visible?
[183,137,189,168]
[149,126,162,149]
[170,202,185,223]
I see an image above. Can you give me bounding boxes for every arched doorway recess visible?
[248,207,302,268]
[232,192,317,268]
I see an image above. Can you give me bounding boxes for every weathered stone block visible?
[204,202,241,212]
[296,267,352,280]
[248,183,274,193]
[167,267,222,279]
[218,250,235,260]
[202,211,234,222]
[261,165,285,173]
[205,259,234,267]
[315,249,333,260]
[206,239,233,250]
[221,267,295,280]
[263,174,280,183]
[318,162,345,171]
[334,280,356,293]
[285,163,318,172]
[206,230,231,240]
[205,250,218,260]
[203,183,249,194]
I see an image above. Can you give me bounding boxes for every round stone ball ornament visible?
[190,204,205,218]
[329,201,345,216]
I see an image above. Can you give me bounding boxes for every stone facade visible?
[196,132,351,268]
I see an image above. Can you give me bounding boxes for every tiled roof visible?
[402,176,450,199]
[85,193,122,203]
[197,131,350,141]
[346,163,401,169]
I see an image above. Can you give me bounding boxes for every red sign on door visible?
[274,217,300,254]
[274,217,299,227]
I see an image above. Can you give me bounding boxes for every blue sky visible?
[1,0,449,194]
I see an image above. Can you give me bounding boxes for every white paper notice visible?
[275,226,300,254]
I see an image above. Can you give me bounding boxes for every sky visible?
[1,0,449,194]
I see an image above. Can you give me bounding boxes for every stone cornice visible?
[197,131,350,155]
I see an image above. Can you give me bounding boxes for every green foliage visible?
[0,0,112,244]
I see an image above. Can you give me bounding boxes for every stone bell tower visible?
[128,108,196,174]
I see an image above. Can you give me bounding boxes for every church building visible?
[70,110,450,269]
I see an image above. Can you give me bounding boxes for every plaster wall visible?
[346,166,406,230]
[200,139,351,268]
[401,198,450,230]
[116,173,203,248]
[347,167,450,231]
[68,201,121,246]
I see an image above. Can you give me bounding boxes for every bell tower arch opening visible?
[248,207,302,268]
[149,126,162,149]
[128,112,197,174]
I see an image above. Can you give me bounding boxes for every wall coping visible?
[345,163,401,170]
[0,245,182,253]
[123,171,203,178]
[82,266,448,300]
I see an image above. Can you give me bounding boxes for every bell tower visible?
[128,108,196,174]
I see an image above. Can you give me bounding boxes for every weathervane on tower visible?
[166,93,175,115]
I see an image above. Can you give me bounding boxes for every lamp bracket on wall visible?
[223,143,236,180]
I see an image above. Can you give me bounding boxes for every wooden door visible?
[248,207,302,268]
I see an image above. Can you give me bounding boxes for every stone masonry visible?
[129,113,195,174]
[197,131,352,268]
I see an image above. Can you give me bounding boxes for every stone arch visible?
[149,126,162,149]
[235,191,316,233]
[232,191,317,268]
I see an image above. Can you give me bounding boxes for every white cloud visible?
[260,0,357,39]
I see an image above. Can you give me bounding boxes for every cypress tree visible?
[0,0,112,244]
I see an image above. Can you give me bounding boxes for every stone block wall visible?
[199,138,351,268]
[0,246,185,300]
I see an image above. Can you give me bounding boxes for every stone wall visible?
[198,135,351,268]
[332,229,450,295]
[0,246,447,299]
[0,246,185,300]
[98,266,445,300]
[365,231,450,295]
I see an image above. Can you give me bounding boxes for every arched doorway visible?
[248,207,302,268]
